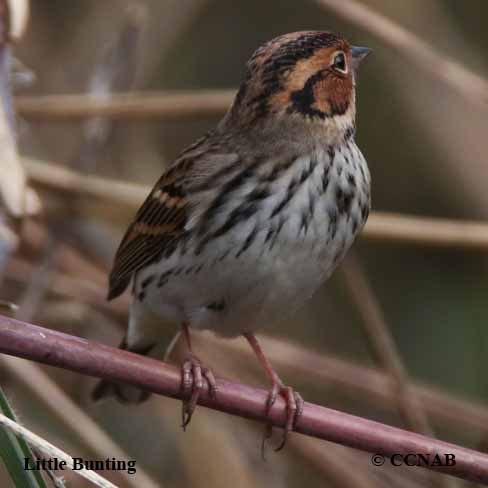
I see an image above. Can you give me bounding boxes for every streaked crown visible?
[226,31,370,134]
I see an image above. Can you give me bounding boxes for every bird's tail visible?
[91,329,181,404]
[91,377,151,404]
[91,338,152,404]
[92,299,182,404]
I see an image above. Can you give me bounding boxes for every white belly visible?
[133,145,370,338]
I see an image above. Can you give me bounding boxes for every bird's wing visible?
[107,132,237,300]
[107,165,190,299]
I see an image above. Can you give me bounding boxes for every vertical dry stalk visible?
[339,257,460,488]
[339,256,433,436]
[290,436,377,488]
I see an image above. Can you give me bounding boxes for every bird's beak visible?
[351,46,372,71]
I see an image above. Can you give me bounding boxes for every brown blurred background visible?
[1,0,488,487]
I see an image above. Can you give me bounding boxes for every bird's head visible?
[226,31,371,144]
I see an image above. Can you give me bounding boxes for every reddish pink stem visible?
[0,314,487,484]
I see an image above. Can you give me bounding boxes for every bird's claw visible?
[181,354,217,429]
[262,382,304,454]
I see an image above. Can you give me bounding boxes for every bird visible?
[92,30,371,450]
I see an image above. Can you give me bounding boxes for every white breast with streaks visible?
[134,142,370,339]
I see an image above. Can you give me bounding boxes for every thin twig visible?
[0,412,117,488]
[363,211,488,250]
[314,0,488,106]
[1,316,488,484]
[24,157,488,251]
[15,90,235,119]
[24,157,147,207]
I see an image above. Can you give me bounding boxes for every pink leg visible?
[244,332,304,451]
[180,323,217,429]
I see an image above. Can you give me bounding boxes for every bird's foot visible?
[180,353,217,430]
[263,381,304,453]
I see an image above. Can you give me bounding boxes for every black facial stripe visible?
[250,32,340,116]
[261,32,340,84]
[289,63,351,119]
[289,69,332,119]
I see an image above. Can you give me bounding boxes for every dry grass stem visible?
[16,90,235,119]
[14,235,58,322]
[0,412,117,488]
[338,257,461,487]
[24,157,147,208]
[364,212,488,250]
[1,354,160,488]
[24,157,488,251]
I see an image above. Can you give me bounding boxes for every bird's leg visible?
[180,322,217,429]
[243,332,304,451]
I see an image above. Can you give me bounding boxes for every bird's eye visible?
[332,52,347,73]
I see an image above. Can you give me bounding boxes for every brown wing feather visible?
[107,168,190,299]
[107,130,241,300]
